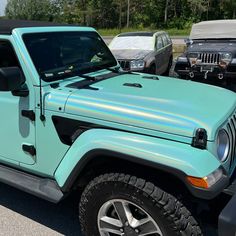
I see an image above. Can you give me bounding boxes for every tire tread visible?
[79,173,203,236]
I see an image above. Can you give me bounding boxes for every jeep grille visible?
[199,53,220,64]
[118,60,130,70]
[226,115,236,169]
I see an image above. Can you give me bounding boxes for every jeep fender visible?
[54,129,225,198]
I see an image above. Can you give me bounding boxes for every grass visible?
[98,27,191,36]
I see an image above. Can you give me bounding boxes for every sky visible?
[0,0,7,16]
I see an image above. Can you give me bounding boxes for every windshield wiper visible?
[42,67,97,82]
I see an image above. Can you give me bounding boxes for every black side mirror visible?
[0,67,25,92]
[184,38,193,46]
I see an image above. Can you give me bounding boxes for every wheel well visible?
[73,154,191,198]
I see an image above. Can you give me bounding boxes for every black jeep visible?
[174,20,236,91]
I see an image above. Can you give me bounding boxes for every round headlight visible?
[188,52,198,59]
[217,129,230,162]
[221,52,232,61]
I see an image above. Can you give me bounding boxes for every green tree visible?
[5,0,53,21]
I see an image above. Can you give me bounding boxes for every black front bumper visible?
[219,193,236,236]
[175,61,236,80]
[218,176,236,236]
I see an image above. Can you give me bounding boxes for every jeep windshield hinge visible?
[22,144,36,156]
[21,110,35,121]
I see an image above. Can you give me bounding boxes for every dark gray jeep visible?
[174,20,236,91]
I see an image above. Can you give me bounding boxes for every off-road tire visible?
[79,173,203,236]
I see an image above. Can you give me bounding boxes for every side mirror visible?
[0,67,25,92]
[184,38,193,46]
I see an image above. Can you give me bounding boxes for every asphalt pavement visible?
[0,183,81,235]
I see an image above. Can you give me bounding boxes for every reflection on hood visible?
[111,49,153,60]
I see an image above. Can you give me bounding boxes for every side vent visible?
[123,83,142,88]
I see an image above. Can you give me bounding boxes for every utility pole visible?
[126,0,130,28]
[119,0,122,33]
[164,0,169,24]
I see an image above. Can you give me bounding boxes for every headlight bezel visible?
[130,60,145,70]
[220,52,232,62]
[187,52,199,66]
[217,129,230,162]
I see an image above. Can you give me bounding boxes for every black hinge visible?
[22,144,36,156]
[21,110,35,121]
[192,128,207,149]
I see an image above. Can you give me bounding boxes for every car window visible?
[161,34,169,46]
[23,31,117,81]
[165,33,171,44]
[0,41,19,68]
[156,36,163,50]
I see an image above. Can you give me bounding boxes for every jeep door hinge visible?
[21,110,35,121]
[22,144,36,156]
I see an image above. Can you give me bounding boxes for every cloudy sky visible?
[0,0,7,16]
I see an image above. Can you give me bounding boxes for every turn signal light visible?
[187,168,223,189]
[187,176,208,189]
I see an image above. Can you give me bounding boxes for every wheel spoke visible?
[99,216,123,235]
[113,201,133,225]
[138,220,162,236]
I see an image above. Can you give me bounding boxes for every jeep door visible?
[161,33,172,71]
[155,35,165,74]
[0,40,35,165]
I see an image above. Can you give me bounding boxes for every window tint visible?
[165,33,171,44]
[23,31,117,81]
[156,36,163,50]
[0,41,19,68]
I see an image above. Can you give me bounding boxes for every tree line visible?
[4,0,236,29]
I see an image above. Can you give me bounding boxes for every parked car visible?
[175,20,236,90]
[109,31,173,75]
[1,19,236,236]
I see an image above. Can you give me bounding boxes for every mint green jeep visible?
[0,20,236,236]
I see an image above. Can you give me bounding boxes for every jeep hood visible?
[57,74,236,142]
[188,41,236,54]
[111,49,152,60]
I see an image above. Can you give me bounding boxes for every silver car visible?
[109,31,173,75]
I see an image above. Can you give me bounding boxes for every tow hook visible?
[204,71,208,79]
[189,71,194,78]
[218,73,224,80]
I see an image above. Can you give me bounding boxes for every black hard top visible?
[0,19,71,35]
[118,31,156,37]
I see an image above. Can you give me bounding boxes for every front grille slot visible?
[227,116,236,169]
[199,53,220,64]
[118,60,130,70]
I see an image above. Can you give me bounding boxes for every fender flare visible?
[54,129,226,199]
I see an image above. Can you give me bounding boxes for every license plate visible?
[201,65,213,72]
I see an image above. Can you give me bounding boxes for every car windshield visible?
[109,36,154,50]
[23,31,117,81]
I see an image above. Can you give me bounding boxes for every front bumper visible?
[218,173,236,236]
[219,194,236,236]
[175,61,236,80]
[177,69,236,80]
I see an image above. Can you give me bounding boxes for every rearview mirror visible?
[0,67,25,91]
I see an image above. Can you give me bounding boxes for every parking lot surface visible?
[0,183,81,235]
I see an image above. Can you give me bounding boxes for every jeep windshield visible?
[23,31,117,81]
